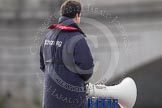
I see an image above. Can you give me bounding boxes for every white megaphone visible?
[86,77,137,108]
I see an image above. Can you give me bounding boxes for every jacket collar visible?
[49,16,86,36]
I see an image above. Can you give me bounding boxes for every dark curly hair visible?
[61,0,82,18]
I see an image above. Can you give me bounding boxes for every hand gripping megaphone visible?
[86,77,137,108]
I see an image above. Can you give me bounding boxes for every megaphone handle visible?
[108,99,112,108]
[88,98,92,108]
[95,98,99,108]
[101,99,105,108]
[113,99,118,108]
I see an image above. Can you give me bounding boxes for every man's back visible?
[40,16,94,108]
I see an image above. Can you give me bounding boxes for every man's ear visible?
[74,13,79,21]
[77,13,81,18]
[78,13,81,17]
[76,13,79,18]
[73,14,77,20]
[73,13,81,24]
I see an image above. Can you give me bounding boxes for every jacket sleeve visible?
[40,44,45,72]
[74,37,94,81]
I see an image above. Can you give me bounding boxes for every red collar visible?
[48,24,78,31]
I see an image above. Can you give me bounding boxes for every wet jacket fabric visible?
[40,16,94,108]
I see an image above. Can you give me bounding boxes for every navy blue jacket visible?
[40,16,94,108]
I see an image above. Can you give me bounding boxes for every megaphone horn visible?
[86,77,137,108]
